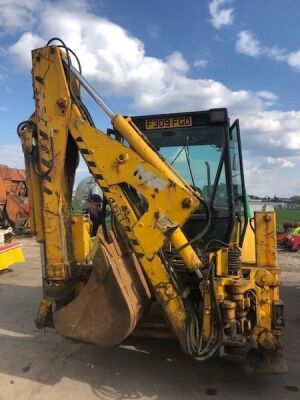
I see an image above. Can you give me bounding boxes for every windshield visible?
[145,125,229,216]
[165,144,221,194]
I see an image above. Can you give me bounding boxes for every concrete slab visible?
[0,238,299,400]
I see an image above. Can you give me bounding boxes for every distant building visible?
[248,195,299,210]
[248,198,274,213]
[262,197,298,209]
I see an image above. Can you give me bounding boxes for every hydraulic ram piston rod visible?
[62,54,203,276]
[63,58,116,119]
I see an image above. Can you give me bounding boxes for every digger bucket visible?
[53,232,151,346]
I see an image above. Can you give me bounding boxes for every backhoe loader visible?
[18,38,285,369]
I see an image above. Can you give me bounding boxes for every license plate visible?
[145,116,192,130]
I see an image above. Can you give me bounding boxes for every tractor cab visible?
[131,108,250,248]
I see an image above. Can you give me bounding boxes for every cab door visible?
[229,119,249,246]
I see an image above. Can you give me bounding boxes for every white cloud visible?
[287,50,300,71]
[0,0,40,35]
[166,51,189,73]
[0,144,24,168]
[9,4,170,97]
[236,30,262,57]
[133,77,267,116]
[0,106,8,112]
[265,157,295,168]
[208,0,234,29]
[236,30,300,73]
[265,46,287,62]
[243,158,300,197]
[256,91,278,102]
[3,0,300,196]
[9,32,44,67]
[194,58,208,68]
[255,91,278,107]
[240,111,300,169]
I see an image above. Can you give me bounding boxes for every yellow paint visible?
[112,114,200,193]
[255,212,277,268]
[241,222,256,264]
[28,47,74,280]
[200,281,212,341]
[0,244,24,271]
[169,227,201,271]
[215,248,228,276]
[20,46,204,349]
[21,114,45,241]
[70,108,201,262]
[19,44,283,355]
[71,215,91,262]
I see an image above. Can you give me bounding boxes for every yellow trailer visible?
[0,241,24,271]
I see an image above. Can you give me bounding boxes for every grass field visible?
[275,208,300,227]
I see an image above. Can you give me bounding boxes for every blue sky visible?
[0,0,300,196]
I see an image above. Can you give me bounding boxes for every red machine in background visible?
[277,233,300,252]
[0,164,29,233]
[277,221,300,252]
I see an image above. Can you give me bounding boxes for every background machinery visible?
[277,221,300,252]
[0,164,29,233]
[17,39,284,367]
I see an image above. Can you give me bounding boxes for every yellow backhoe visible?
[18,38,285,370]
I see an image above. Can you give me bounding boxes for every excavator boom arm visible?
[19,43,205,350]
